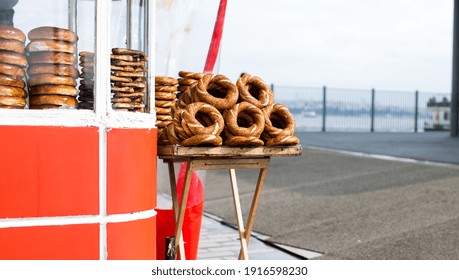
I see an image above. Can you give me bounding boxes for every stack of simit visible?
[0,25,27,109]
[26,26,79,109]
[78,51,94,109]
[110,48,148,112]
[159,72,300,147]
[155,76,178,141]
[176,71,204,108]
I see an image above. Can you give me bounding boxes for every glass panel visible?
[109,0,149,113]
[77,0,96,111]
[1,0,150,114]
[1,0,94,111]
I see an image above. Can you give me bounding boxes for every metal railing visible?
[272,85,451,132]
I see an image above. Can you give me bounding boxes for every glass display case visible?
[0,0,157,260]
[0,0,155,124]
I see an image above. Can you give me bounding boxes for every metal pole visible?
[142,0,151,113]
[322,86,327,132]
[451,0,459,137]
[371,88,375,132]
[68,0,77,33]
[126,0,133,48]
[414,90,419,132]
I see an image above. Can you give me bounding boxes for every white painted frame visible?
[0,0,156,129]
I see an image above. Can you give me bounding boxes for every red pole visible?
[203,0,228,73]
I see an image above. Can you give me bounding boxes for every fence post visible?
[414,90,419,133]
[322,86,327,132]
[371,88,375,132]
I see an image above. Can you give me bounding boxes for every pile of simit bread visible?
[156,71,300,147]
[0,25,147,110]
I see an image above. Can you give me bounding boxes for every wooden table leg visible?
[238,167,269,259]
[229,168,249,260]
[163,156,270,260]
[167,161,185,260]
[167,161,179,219]
[173,161,192,260]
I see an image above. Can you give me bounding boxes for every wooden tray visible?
[157,145,302,159]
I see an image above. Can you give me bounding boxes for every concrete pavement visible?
[156,193,303,260]
[297,131,459,165]
[201,132,459,259]
[157,132,459,259]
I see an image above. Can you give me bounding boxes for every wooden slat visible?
[158,145,302,158]
[190,158,270,170]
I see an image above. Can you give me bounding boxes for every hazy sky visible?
[156,0,454,93]
[8,0,454,93]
